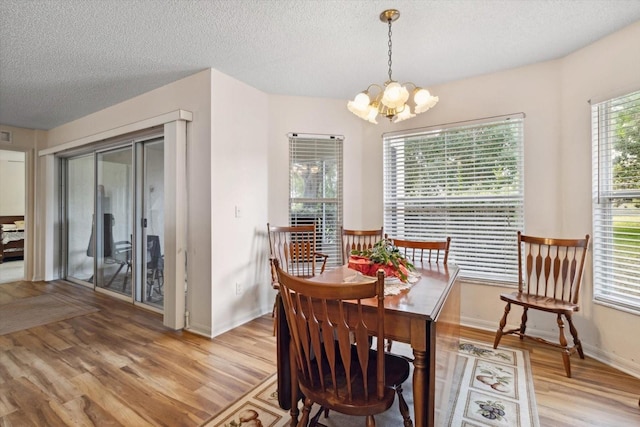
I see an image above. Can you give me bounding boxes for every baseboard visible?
[581,342,640,379]
[461,316,640,379]
[185,322,213,338]
[211,307,270,338]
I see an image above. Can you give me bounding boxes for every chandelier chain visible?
[387,19,393,82]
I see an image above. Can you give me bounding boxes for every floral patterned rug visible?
[448,340,539,426]
[201,340,538,427]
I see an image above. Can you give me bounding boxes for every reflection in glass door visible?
[66,155,95,285]
[95,147,133,296]
[137,140,164,309]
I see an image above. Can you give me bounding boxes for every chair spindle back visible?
[276,262,387,403]
[518,231,590,304]
[341,227,384,264]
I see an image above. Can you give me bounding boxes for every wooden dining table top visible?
[308,263,460,320]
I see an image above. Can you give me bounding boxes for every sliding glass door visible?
[65,155,95,285]
[63,137,164,310]
[137,139,164,308]
[95,147,133,295]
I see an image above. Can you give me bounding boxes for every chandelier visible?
[347,9,439,124]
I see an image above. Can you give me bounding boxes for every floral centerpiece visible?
[348,238,416,283]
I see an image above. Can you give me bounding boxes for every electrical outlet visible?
[235,205,242,218]
[235,283,243,295]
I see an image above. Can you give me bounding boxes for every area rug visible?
[201,340,538,427]
[447,340,539,426]
[0,293,99,335]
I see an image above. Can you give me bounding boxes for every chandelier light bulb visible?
[413,88,431,106]
[383,82,402,103]
[382,83,410,109]
[354,92,370,107]
[346,9,438,124]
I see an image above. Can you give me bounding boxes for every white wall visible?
[207,69,269,335]
[267,22,640,377]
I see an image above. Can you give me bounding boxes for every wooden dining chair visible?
[383,235,451,352]
[341,227,384,264]
[267,222,328,284]
[275,260,413,427]
[386,235,451,264]
[494,231,590,378]
[267,223,329,334]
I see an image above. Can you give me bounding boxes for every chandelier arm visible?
[366,83,383,94]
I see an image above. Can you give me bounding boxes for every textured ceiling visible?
[1,0,640,130]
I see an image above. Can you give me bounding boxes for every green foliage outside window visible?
[402,125,519,197]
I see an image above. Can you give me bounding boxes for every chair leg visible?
[566,314,585,359]
[396,385,413,427]
[297,397,312,427]
[494,302,511,349]
[556,314,572,378]
[365,415,375,427]
[121,263,131,292]
[309,406,325,427]
[561,350,572,378]
[106,262,125,288]
[519,307,528,339]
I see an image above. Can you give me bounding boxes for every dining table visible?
[275,262,461,427]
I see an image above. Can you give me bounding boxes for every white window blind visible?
[592,89,640,313]
[383,115,524,283]
[289,134,343,267]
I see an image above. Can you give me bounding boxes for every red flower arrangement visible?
[347,238,415,282]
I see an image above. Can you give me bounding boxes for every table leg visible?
[275,294,299,425]
[289,343,299,426]
[413,349,428,427]
[276,294,292,409]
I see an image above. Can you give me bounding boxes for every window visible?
[383,115,524,283]
[289,134,343,267]
[592,90,640,313]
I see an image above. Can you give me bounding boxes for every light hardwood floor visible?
[0,280,639,426]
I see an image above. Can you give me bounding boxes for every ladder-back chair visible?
[341,227,384,264]
[383,235,451,352]
[493,231,590,377]
[268,222,328,285]
[275,260,412,427]
[267,222,329,334]
[387,235,451,264]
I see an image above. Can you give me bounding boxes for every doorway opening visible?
[0,149,26,284]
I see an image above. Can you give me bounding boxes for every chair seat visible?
[299,346,411,416]
[500,292,579,314]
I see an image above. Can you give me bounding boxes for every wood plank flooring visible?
[1,279,639,426]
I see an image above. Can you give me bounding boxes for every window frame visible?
[382,114,525,284]
[288,133,344,267]
[591,89,640,314]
